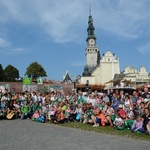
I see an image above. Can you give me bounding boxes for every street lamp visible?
[85,80,89,92]
[72,75,81,94]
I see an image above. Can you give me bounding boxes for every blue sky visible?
[0,0,150,81]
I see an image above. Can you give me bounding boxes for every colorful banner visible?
[0,84,10,92]
[37,77,43,84]
[49,85,64,93]
[23,85,38,92]
[23,77,32,85]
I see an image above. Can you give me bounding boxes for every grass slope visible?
[47,121,150,141]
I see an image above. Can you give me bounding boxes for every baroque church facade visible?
[77,11,120,87]
[117,66,150,84]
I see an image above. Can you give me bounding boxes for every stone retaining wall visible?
[0,82,73,95]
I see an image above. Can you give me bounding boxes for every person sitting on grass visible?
[82,104,94,124]
[64,104,71,122]
[36,110,45,123]
[76,104,82,122]
[52,108,65,124]
[21,100,31,119]
[142,108,150,130]
[47,106,55,121]
[124,104,134,129]
[31,110,40,121]
[56,109,65,123]
[91,106,106,127]
[0,108,3,120]
[104,102,115,127]
[131,116,145,134]
[1,101,8,119]
[117,104,126,120]
[146,119,150,135]
[113,113,124,130]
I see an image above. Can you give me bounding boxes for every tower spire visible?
[86,8,96,41]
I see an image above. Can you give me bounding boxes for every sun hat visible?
[118,104,123,109]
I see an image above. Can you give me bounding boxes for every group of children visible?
[0,87,150,136]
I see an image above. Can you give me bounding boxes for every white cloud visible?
[11,48,25,52]
[6,48,31,55]
[0,37,11,47]
[93,0,150,39]
[138,43,150,54]
[0,0,150,43]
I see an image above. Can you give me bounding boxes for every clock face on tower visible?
[89,39,95,45]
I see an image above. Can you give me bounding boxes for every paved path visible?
[0,120,149,150]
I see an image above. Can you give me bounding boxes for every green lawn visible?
[47,121,150,141]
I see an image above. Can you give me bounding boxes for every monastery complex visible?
[76,11,150,91]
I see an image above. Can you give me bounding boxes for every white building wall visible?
[91,51,120,85]
[86,52,97,67]
[99,51,120,84]
[91,65,101,84]
[80,76,95,84]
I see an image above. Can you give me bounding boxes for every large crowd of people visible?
[0,87,150,136]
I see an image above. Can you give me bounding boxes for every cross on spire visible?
[89,6,91,16]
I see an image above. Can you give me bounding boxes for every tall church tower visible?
[84,9,100,76]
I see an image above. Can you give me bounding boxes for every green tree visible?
[0,64,4,81]
[4,65,19,82]
[26,62,47,79]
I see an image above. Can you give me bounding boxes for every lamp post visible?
[85,80,89,92]
[72,75,81,94]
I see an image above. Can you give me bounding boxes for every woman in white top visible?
[124,95,133,110]
[88,94,97,108]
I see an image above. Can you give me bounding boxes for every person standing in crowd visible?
[108,89,114,103]
[102,92,110,103]
[142,87,149,99]
[1,93,10,107]
[132,91,138,105]
[10,88,15,98]
[32,92,38,103]
[77,90,86,104]
[111,93,119,111]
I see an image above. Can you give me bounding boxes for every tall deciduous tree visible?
[0,64,4,81]
[26,62,47,79]
[4,65,19,82]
